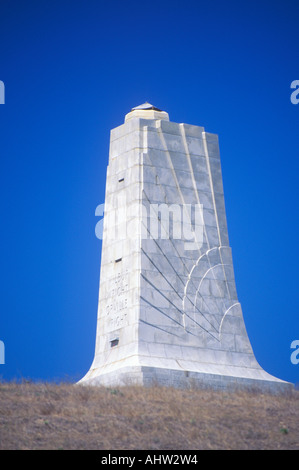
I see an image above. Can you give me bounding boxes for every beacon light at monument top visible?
[78,103,292,392]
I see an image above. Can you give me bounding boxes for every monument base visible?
[78,365,293,394]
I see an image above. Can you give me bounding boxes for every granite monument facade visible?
[79,103,291,392]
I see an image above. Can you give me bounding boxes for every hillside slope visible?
[0,382,298,450]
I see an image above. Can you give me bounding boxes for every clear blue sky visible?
[0,0,298,385]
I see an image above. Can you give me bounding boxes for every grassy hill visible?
[0,381,298,450]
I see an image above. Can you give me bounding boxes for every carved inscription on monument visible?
[105,270,129,331]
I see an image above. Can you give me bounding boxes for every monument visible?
[79,103,291,392]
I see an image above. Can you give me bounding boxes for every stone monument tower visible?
[79,103,291,391]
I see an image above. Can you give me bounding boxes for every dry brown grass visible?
[0,381,298,450]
